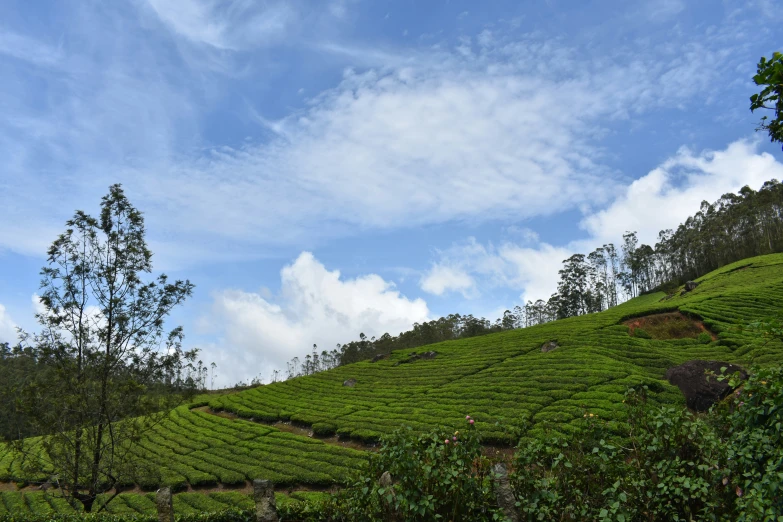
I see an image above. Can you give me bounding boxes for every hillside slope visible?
[2,254,782,496]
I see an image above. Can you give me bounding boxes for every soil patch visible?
[623,312,716,340]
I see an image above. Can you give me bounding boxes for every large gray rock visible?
[665,360,747,411]
[541,341,559,353]
[343,378,357,387]
[492,463,520,522]
[393,351,437,366]
[379,471,393,487]
[156,487,174,522]
[253,479,278,522]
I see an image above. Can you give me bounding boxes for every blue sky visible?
[1,0,782,386]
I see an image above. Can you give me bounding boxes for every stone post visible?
[253,479,278,522]
[155,487,174,522]
[492,463,520,522]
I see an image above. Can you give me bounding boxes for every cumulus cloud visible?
[419,238,571,304]
[202,252,429,385]
[0,304,18,344]
[423,139,783,304]
[580,139,783,247]
[420,265,475,297]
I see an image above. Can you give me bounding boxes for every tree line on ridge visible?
[275,179,783,379]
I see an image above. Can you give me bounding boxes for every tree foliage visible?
[11,184,197,513]
[750,51,783,150]
[327,419,499,521]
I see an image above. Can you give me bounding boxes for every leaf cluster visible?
[750,51,783,149]
[328,419,502,521]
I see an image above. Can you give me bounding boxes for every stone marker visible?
[492,463,520,522]
[253,479,278,522]
[379,471,393,487]
[156,487,174,522]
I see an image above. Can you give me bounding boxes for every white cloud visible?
[0,303,18,344]
[580,139,783,247]
[418,238,571,304]
[498,243,573,304]
[424,139,783,304]
[0,4,773,267]
[642,0,685,21]
[30,293,107,337]
[420,265,475,297]
[202,252,429,385]
[0,30,63,67]
[143,0,296,50]
[31,293,46,317]
[129,38,725,255]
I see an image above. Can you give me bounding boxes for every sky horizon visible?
[1,0,782,386]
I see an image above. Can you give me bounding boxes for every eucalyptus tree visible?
[13,184,197,513]
[557,254,589,318]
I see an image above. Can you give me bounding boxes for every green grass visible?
[2,253,782,507]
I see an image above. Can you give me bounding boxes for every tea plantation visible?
[1,253,782,515]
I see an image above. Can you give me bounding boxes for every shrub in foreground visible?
[327,416,501,521]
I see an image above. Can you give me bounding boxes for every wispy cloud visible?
[0,29,62,67]
[0,1,774,271]
[142,0,297,50]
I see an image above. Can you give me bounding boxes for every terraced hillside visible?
[2,253,783,501]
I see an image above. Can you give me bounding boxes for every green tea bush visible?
[312,423,337,437]
[632,328,652,339]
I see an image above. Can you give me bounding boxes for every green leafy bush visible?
[509,365,783,521]
[327,416,501,521]
[721,366,783,520]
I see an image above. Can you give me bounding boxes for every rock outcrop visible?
[393,351,438,366]
[665,360,747,411]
